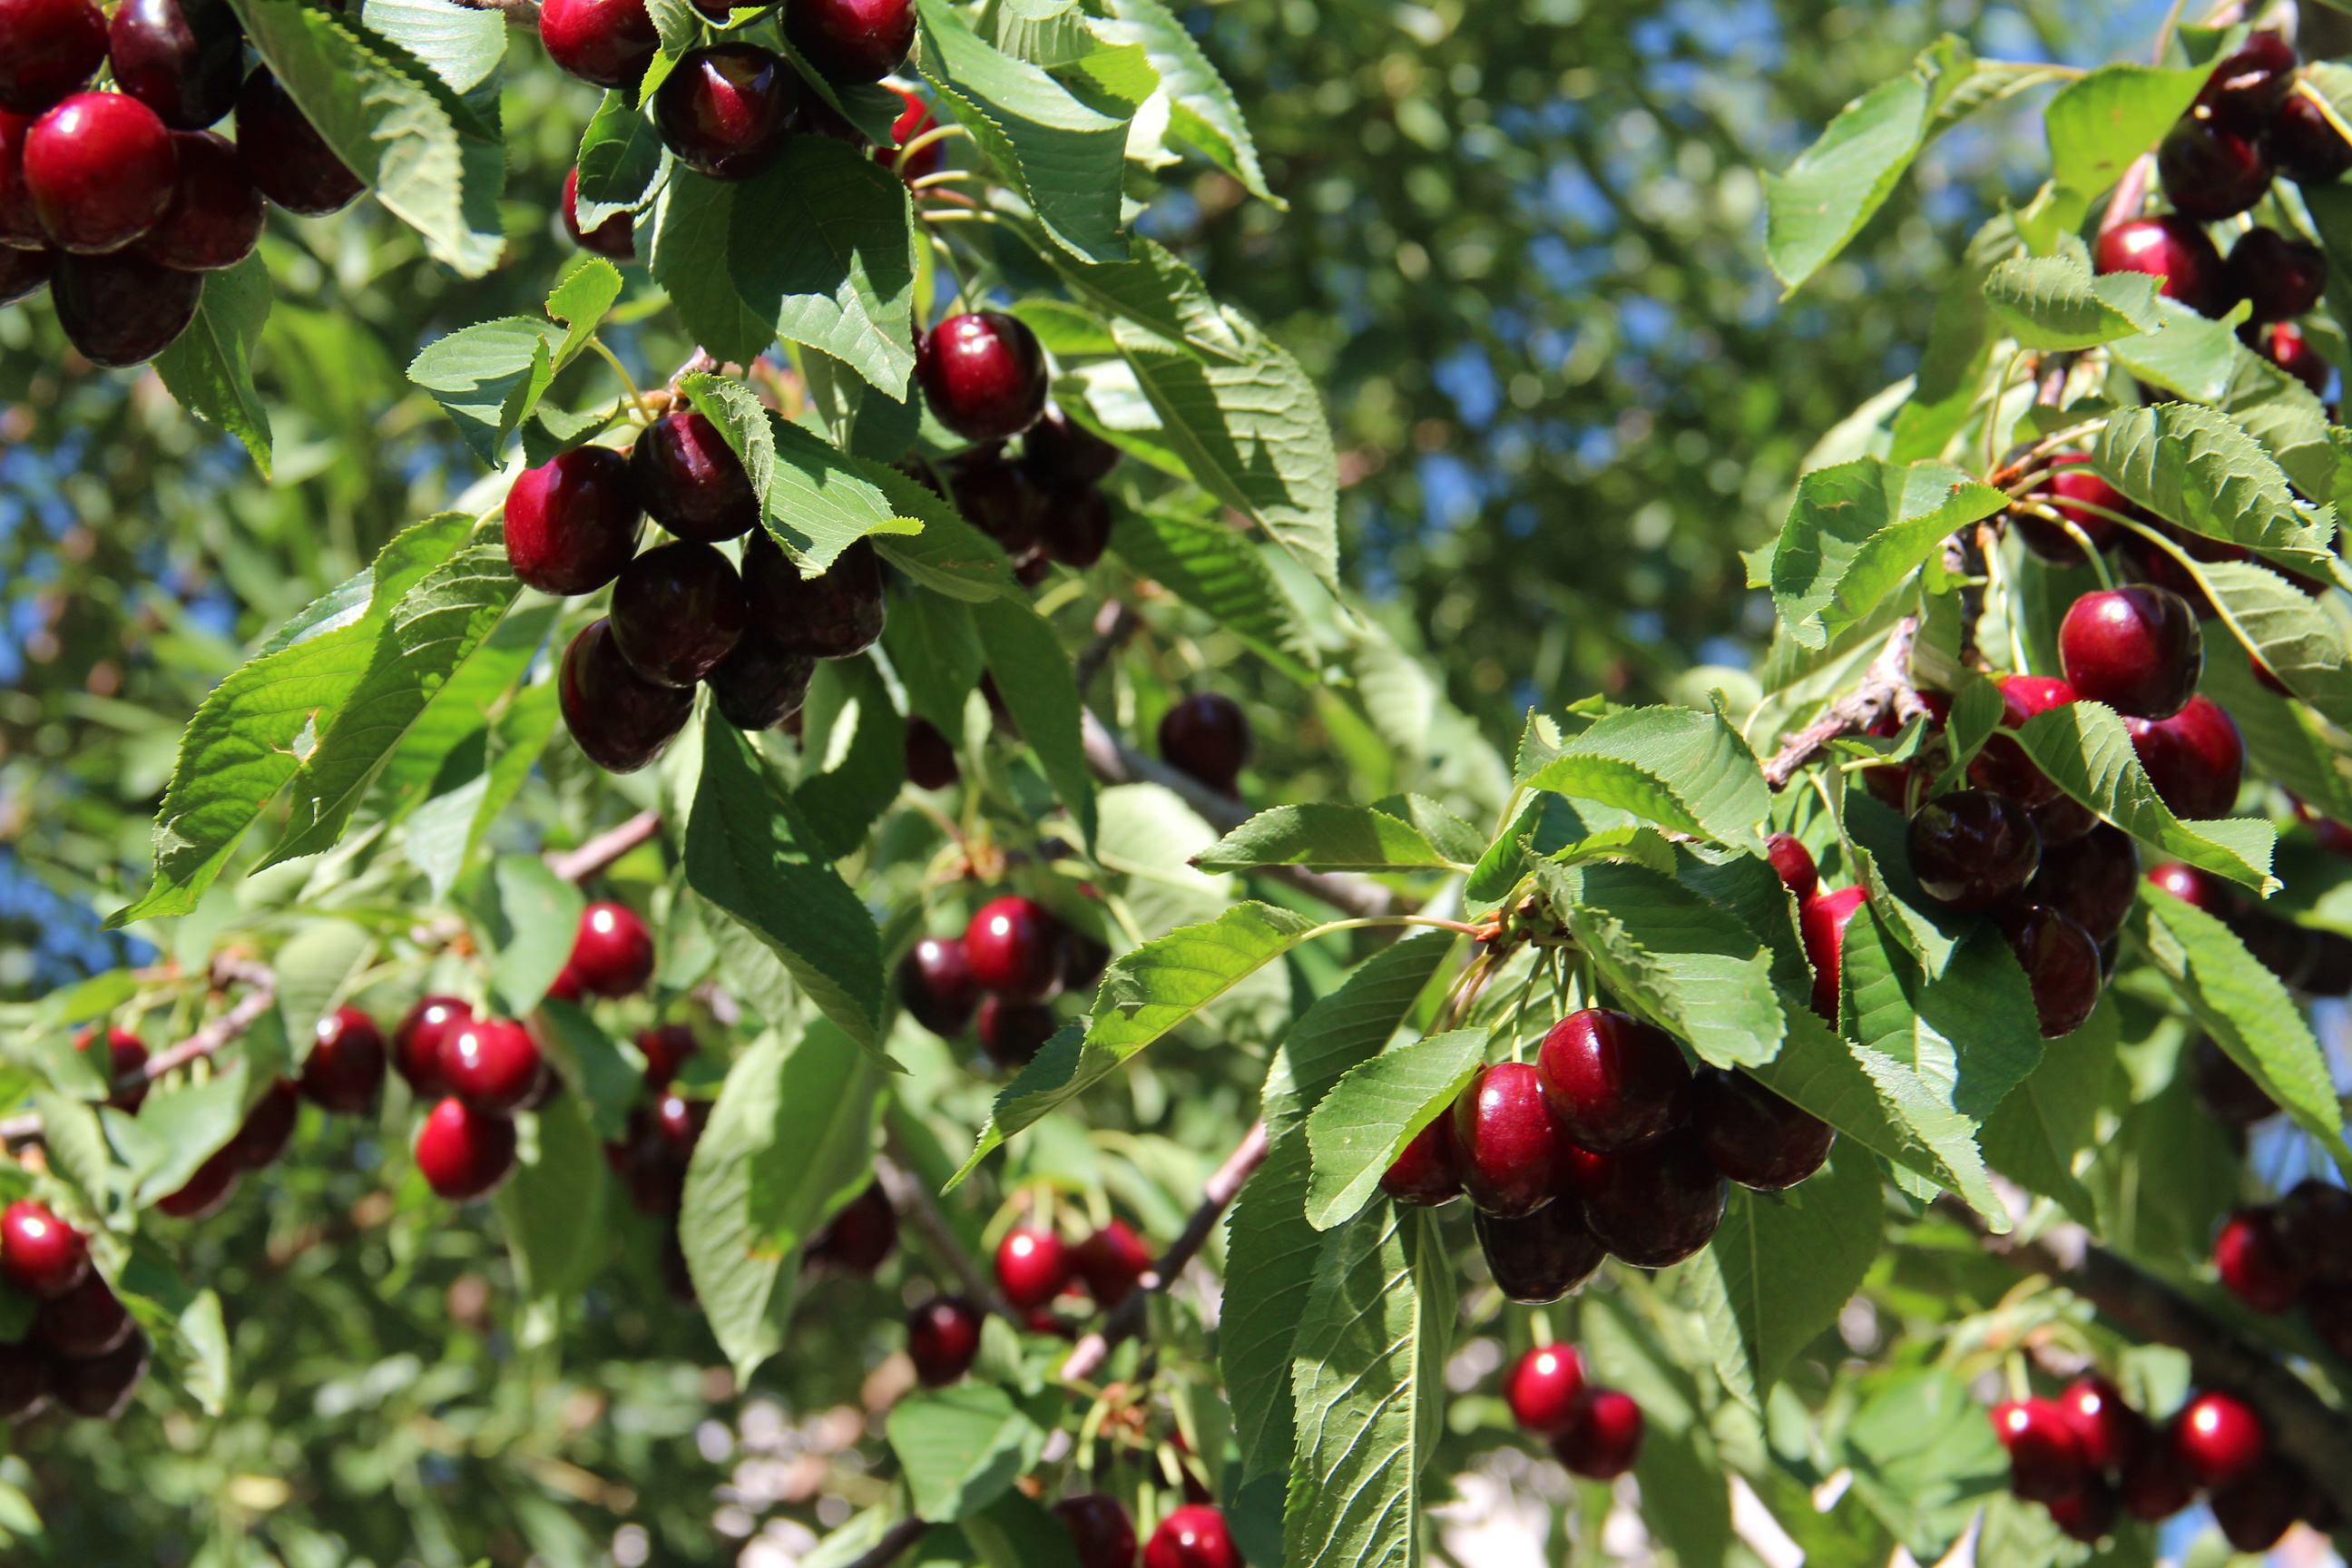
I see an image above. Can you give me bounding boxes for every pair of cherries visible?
[897,895,1111,1069]
[1501,1343,1645,1481]
[995,1220,1156,1322]
[1039,1494,1239,1568]
[941,407,1124,587]
[2211,1179,2352,1360]
[0,1200,150,1422]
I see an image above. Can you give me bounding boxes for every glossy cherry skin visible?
[0,1341,49,1421]
[0,244,48,306]
[235,68,364,216]
[1379,1113,1462,1206]
[1160,693,1252,795]
[919,311,1049,443]
[808,1181,897,1273]
[654,44,798,181]
[2278,1178,2352,1279]
[1553,1388,1643,1480]
[2126,695,2242,821]
[1907,790,2041,913]
[1073,1220,1153,1308]
[156,1146,239,1219]
[897,936,978,1037]
[906,715,960,789]
[393,995,470,1097]
[226,1077,299,1167]
[2158,113,2273,222]
[1452,1062,1573,1219]
[1039,485,1112,570]
[34,1270,132,1358]
[976,995,1058,1068]
[572,901,656,997]
[878,86,942,180]
[2198,31,2297,129]
[415,1096,519,1200]
[537,0,659,91]
[1052,1493,1137,1568]
[0,1200,89,1299]
[1025,407,1122,486]
[2058,1375,2150,1474]
[2024,823,2139,945]
[2093,215,2227,318]
[1569,1127,1727,1268]
[560,618,695,772]
[1536,1007,1691,1154]
[633,1023,697,1090]
[2015,457,2126,567]
[2215,1207,2304,1313]
[2226,226,2328,325]
[1992,1397,2091,1504]
[132,129,261,270]
[995,1226,1070,1310]
[2033,792,2099,848]
[1764,831,1817,900]
[784,0,915,83]
[631,408,759,542]
[906,1296,983,1386]
[52,250,201,366]
[740,531,887,659]
[708,630,818,732]
[2,110,49,244]
[1990,902,2102,1040]
[2210,1454,2304,1554]
[1692,1069,1835,1191]
[2059,586,2201,721]
[0,0,106,117]
[83,1024,148,1112]
[108,0,242,130]
[561,164,633,260]
[1474,1202,1606,1304]
[609,540,748,689]
[2173,1391,2267,1488]
[24,92,177,254]
[1144,1505,1240,1568]
[1504,1344,1589,1437]
[2047,1478,2119,1545]
[2260,321,2330,395]
[963,896,1066,1004]
[505,445,642,595]
[1801,885,1867,1023]
[2191,1036,2277,1127]
[2275,91,2352,185]
[1968,675,2077,809]
[301,1004,387,1114]
[52,1331,147,1418]
[949,444,1044,554]
[441,1018,543,1112]
[2145,860,2225,914]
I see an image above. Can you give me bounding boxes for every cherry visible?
[155,1146,239,1218]
[82,1024,148,1111]
[963,896,1066,1004]
[23,92,177,255]
[537,0,659,91]
[2274,91,2352,185]
[1765,831,1818,900]
[2157,113,2273,222]
[1906,790,2041,913]
[0,1200,88,1299]
[740,532,887,659]
[877,86,942,181]
[2277,1178,2352,1279]
[1159,693,1252,796]
[1474,1201,1607,1303]
[608,539,749,689]
[708,630,817,732]
[919,311,1048,442]
[654,44,797,181]
[2024,823,2139,944]
[2119,1438,2196,1522]
[2215,1206,2304,1313]
[561,164,633,260]
[808,1181,897,1273]
[1451,1062,1573,1219]
[1692,1069,1835,1191]
[2191,1036,2277,1127]
[2059,586,2201,721]
[2127,695,2242,821]
[1039,485,1112,570]
[505,445,642,595]
[629,409,760,542]
[1569,1127,1727,1267]
[301,1004,386,1115]
[1378,1113,1462,1206]
[132,129,261,271]
[0,1341,47,1421]
[1143,1504,1240,1568]
[2258,321,2331,396]
[393,995,470,1097]
[2094,215,2226,318]
[1553,1388,1643,1480]
[0,0,106,117]
[2210,1455,2304,1554]
[906,1295,982,1386]
[51,1331,147,1418]
[1504,1344,1589,1437]
[1535,1007,1691,1154]
[2057,1376,2150,1474]
[566,901,654,997]
[2145,860,2225,914]
[560,618,695,772]
[415,1096,519,1200]
[2046,1478,2118,1545]
[2014,457,2126,567]
[441,1017,543,1112]
[976,995,1057,1069]
[1801,884,1867,1023]
[2308,1279,2352,1360]
[1072,1220,1153,1308]
[2172,1391,2266,1487]
[994,1226,1068,1310]
[52,250,201,366]
[0,112,41,244]
[107,0,241,130]
[235,68,364,216]
[1992,1397,2090,1503]
[1063,930,1111,991]
[949,445,1044,553]
[784,0,915,83]
[225,1077,299,1168]
[0,245,48,307]
[1052,1493,1137,1568]
[34,1270,131,1358]
[1968,675,2077,809]
[2197,32,2297,129]
[636,1023,698,1089]
[2225,227,2327,325]
[897,935,977,1036]
[906,715,960,789]
[1989,903,2102,1040]
[2033,792,2098,848]
[659,1222,698,1304]
[1025,407,1122,487]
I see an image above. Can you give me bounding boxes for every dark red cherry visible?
[2057,1376,2151,1474]
[505,445,642,595]
[0,1340,49,1420]
[1061,930,1110,991]
[0,0,106,117]
[300,1004,386,1115]
[132,128,260,270]
[948,444,1044,554]
[783,0,914,83]
[1504,1344,1589,1436]
[441,1018,543,1112]
[34,1270,132,1358]
[2259,320,2331,395]
[415,1096,518,1200]
[654,44,797,181]
[2145,860,2226,914]
[2024,823,2139,945]
[2308,1279,2352,1359]
[1990,903,2102,1040]
[740,531,887,659]
[1379,1114,1462,1206]
[2173,1391,2266,1488]
[2015,456,2127,566]
[1159,693,1251,795]
[82,1024,148,1112]
[808,1181,897,1273]
[1072,1220,1153,1308]
[630,409,759,542]
[905,715,960,789]
[1992,1397,2091,1503]
[1906,790,2041,913]
[1553,1388,1642,1480]
[876,85,941,181]
[560,618,695,771]
[155,1147,238,1218]
[918,311,1048,443]
[226,1077,299,1168]
[1568,1127,1727,1268]
[2048,1478,2119,1545]
[976,995,1057,1068]
[609,540,748,688]
[537,0,658,90]
[707,629,817,732]
[2126,694,2243,820]
[1692,1069,1835,1191]
[963,896,1065,1004]
[2157,113,2273,222]
[1143,1505,1240,1568]
[1024,407,1122,486]
[1474,1202,1607,1304]
[1052,1493,1137,1568]
[0,243,50,305]
[1801,885,1866,1023]
[2093,215,2227,318]
[1968,674,2077,809]
[393,995,470,1097]
[906,1296,983,1386]
[2210,1455,2304,1555]
[24,92,176,253]
[107,0,241,130]
[1039,485,1112,570]
[2215,1206,2304,1312]
[2225,226,2327,325]
[1451,1062,1573,1219]
[1535,1007,1691,1154]
[1764,831,1818,900]
[2275,91,2352,185]
[52,250,200,366]
[995,1226,1068,1310]
[1,111,48,245]
[52,1331,147,1418]
[2059,586,2201,720]
[633,1024,697,1090]
[2120,1438,2196,1522]
[2197,31,2297,130]
[2191,1036,2277,1127]
[2031,791,2099,848]
[897,936,977,1037]
[561,164,633,260]
[235,68,363,216]
[2278,1178,2352,1279]
[0,1200,89,1299]
[571,900,655,997]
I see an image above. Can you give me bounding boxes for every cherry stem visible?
[894,122,969,174]
[1993,417,2112,489]
[1984,347,2035,482]
[585,338,652,426]
[543,809,662,883]
[2006,500,2119,590]
[2296,80,2352,149]
[1976,519,2034,674]
[910,171,982,190]
[2150,0,2190,65]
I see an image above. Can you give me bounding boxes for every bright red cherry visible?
[1504,1344,1589,1437]
[2278,1178,2352,1279]
[1568,1127,1727,1267]
[132,128,261,270]
[2057,1376,2150,1474]
[561,164,633,260]
[1451,1062,1573,1219]
[609,539,748,688]
[2059,586,2201,721]
[1992,1397,2091,1503]
[2225,226,2327,325]
[2047,1478,2119,1545]
[739,532,887,659]
[2275,92,2352,185]
[2120,1438,2196,1522]
[1379,1113,1462,1206]
[906,1296,982,1386]
[51,1331,147,1418]
[963,896,1065,1004]
[906,716,960,790]
[301,1004,386,1115]
[1473,1202,1606,1303]
[1159,693,1251,796]
[82,1024,148,1112]
[234,67,363,215]
[2197,32,2298,129]
[567,901,655,997]
[505,445,642,595]
[1990,902,2102,1040]
[808,1181,897,1273]
[560,618,696,772]
[635,1023,697,1090]
[1072,1220,1153,1308]
[976,996,1057,1069]
[0,1341,48,1420]
[877,86,942,180]
[1144,1504,1240,1568]
[1802,884,1867,1023]
[2172,1391,2266,1487]
[919,311,1048,443]
[0,244,48,307]
[1907,790,2041,913]
[2127,695,2243,821]
[108,0,242,130]
[34,1269,132,1358]
[2157,113,2273,222]
[1764,831,1817,900]
[52,250,201,365]
[995,1226,1069,1310]
[2210,1455,2304,1555]
[1968,675,2077,808]
[225,1077,299,1168]
[23,92,176,254]
[1692,1069,1835,1191]
[415,1096,518,1200]
[708,630,818,733]
[2260,321,2330,395]
[1553,1388,1643,1479]
[441,1018,543,1112]
[2024,824,2139,945]
[393,995,470,1097]
[630,408,759,542]
[1536,1007,1691,1154]
[155,1146,238,1218]
[2190,1036,2276,1127]
[2145,860,2225,914]
[2015,456,2127,567]
[784,0,915,83]
[897,936,978,1037]
[0,0,107,116]
[653,44,798,181]
[1052,1493,1137,1568]
[2214,1208,2304,1313]
[537,0,659,90]
[0,1200,89,1299]
[2094,215,2226,318]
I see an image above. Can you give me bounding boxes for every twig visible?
[1059,1121,1269,1382]
[844,1517,932,1568]
[876,1142,1015,1319]
[1759,617,1922,789]
[1073,599,1141,693]
[544,810,662,885]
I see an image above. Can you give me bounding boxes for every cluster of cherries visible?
[1994,1378,2333,1551]
[1373,1004,1837,1302]
[897,893,1110,1070]
[1500,1342,1645,1483]
[2151,858,2352,1004]
[0,1199,153,1423]
[901,1214,1155,1383]
[2092,31,2345,394]
[2211,1178,2352,1356]
[1042,1494,1240,1568]
[0,0,363,365]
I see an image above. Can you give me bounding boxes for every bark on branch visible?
[544,810,662,885]
[1759,616,1922,789]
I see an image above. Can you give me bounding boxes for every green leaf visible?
[407,319,564,464]
[2200,648,2352,824]
[494,1091,610,1321]
[804,345,921,465]
[1553,859,1786,1070]
[743,1014,884,1251]
[1465,793,1638,906]
[649,171,772,368]
[963,1492,1084,1568]
[1769,456,2007,651]
[887,1385,1046,1523]
[684,722,887,1050]
[1981,237,2164,349]
[152,254,273,475]
[489,855,585,1014]
[1926,671,2005,797]
[1109,505,1317,681]
[1843,906,2043,1119]
[547,258,623,371]
[1979,998,2117,1220]
[2106,304,2341,505]
[272,917,375,1054]
[1303,1027,1485,1230]
[793,654,907,859]
[2038,64,2205,232]
[678,374,917,572]
[729,137,918,397]
[1194,804,1463,875]
[2090,402,2342,580]
[572,89,668,226]
[1521,703,1771,852]
[1048,238,1248,364]
[2161,559,2352,731]
[534,997,647,1142]
[360,0,504,120]
[881,590,984,746]
[1841,793,1971,979]
[115,1064,250,1209]
[860,457,1028,602]
[402,666,563,901]
[681,1026,804,1383]
[971,595,1096,849]
[1095,0,1273,200]
[174,1289,231,1416]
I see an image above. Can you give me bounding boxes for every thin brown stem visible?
[544,810,662,885]
[1759,616,1923,789]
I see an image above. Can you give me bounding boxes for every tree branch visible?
[844,1517,931,1568]
[876,1139,1015,1319]
[544,810,662,885]
[1073,599,1141,694]
[1759,616,1921,789]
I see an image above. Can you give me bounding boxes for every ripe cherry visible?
[1969,675,2077,809]
[24,92,177,254]
[2198,32,2297,129]
[2094,215,2226,318]
[906,1296,982,1386]
[808,1181,897,1273]
[2047,1478,2118,1545]
[976,996,1058,1068]
[561,164,633,260]
[2259,321,2330,394]
[415,1096,519,1200]
[0,245,49,307]
[877,86,942,181]
[1025,407,1122,487]
[635,1023,697,1090]
[784,0,915,83]
[2126,694,2243,820]
[1553,1388,1643,1480]
[52,250,201,366]
[995,1226,1069,1310]
[609,540,748,688]
[2119,1438,2196,1522]
[1159,693,1252,796]
[1072,1220,1153,1308]
[51,1331,147,1418]
[0,0,107,117]
[1569,1127,1728,1268]
[156,1147,239,1219]
[1474,1201,1607,1303]
[1144,1504,1240,1568]
[2014,457,2127,567]
[740,532,887,659]
[708,630,817,732]
[0,1200,89,1299]
[1039,485,1112,570]
[132,129,261,270]
[2145,860,2225,914]
[1907,790,2041,913]
[1535,1007,1691,1154]
[2157,113,2273,222]
[1452,1062,1573,1219]
[2274,92,2352,185]
[2032,792,2098,848]
[1764,831,1818,900]
[2210,1455,2304,1554]
[2173,1391,2266,1487]
[1802,884,1867,1023]
[897,936,977,1036]
[1992,1397,2091,1503]
[2278,1178,2352,1279]
[2191,1036,2278,1127]
[1379,1113,1462,1206]
[235,67,363,215]
[82,1024,148,1112]
[34,1270,132,1358]
[1063,930,1111,992]
[906,716,960,789]
[442,1018,543,1112]
[654,44,798,181]
[108,0,242,130]
[393,995,470,1097]
[505,445,642,596]
[2057,1376,2150,1474]
[1052,1493,1137,1568]
[0,1341,47,1421]
[569,901,655,997]
[2024,822,2139,946]
[631,408,760,542]
[2308,1280,2352,1359]
[301,1004,386,1114]
[1504,1344,1589,1436]
[2059,586,2201,720]
[963,896,1065,1004]
[2215,1207,2303,1313]
[1991,903,2102,1040]
[537,0,659,91]
[560,618,695,772]
[1692,1069,1835,1191]
[919,311,1048,443]
[948,445,1043,554]
[226,1077,299,1167]
[2225,227,2327,325]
